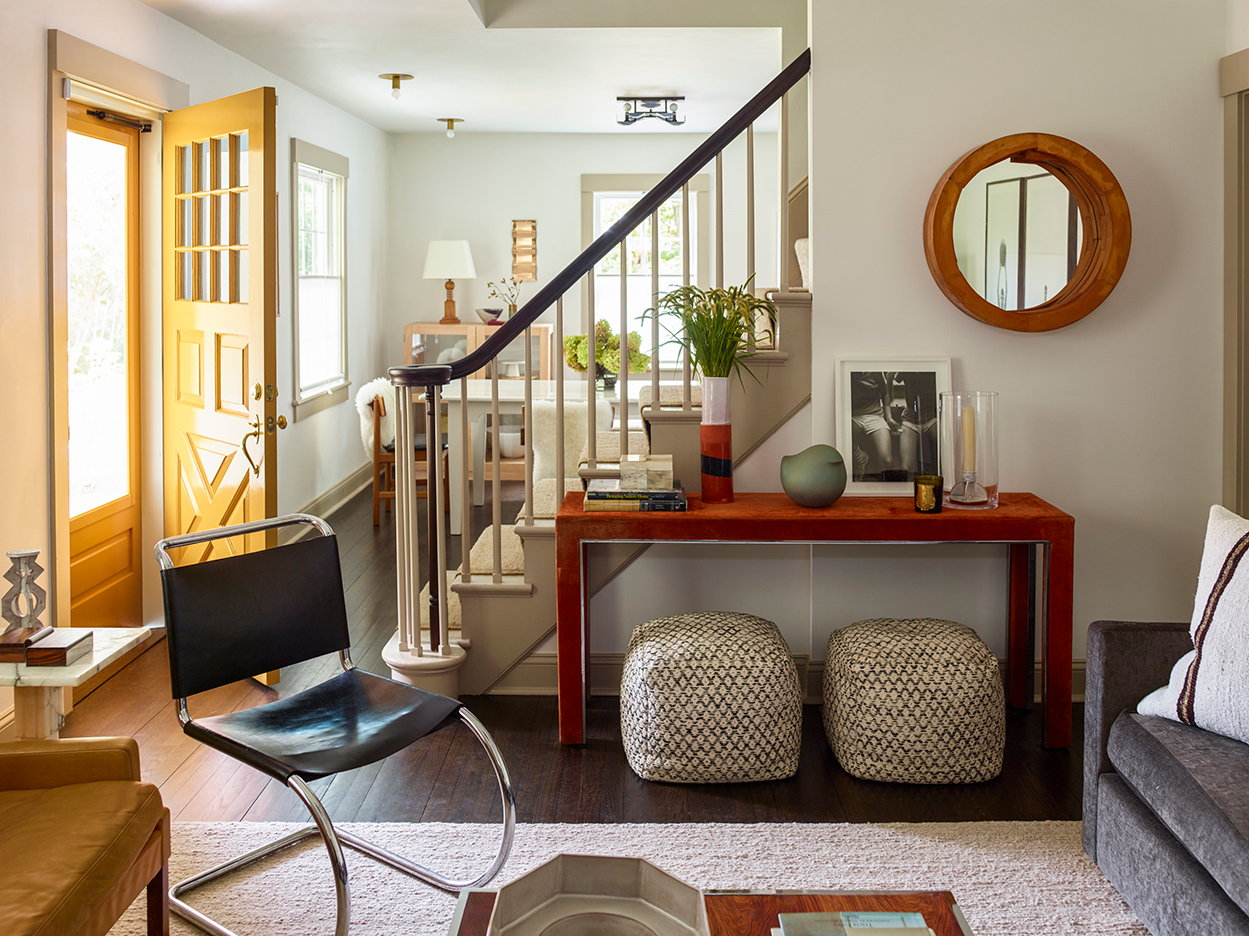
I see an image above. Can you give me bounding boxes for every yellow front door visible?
[66,103,143,628]
[162,88,278,568]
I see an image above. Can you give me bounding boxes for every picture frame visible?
[835,357,952,495]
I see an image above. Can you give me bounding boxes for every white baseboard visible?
[489,653,1086,705]
[279,463,372,544]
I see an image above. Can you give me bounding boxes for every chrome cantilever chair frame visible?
[153,513,515,936]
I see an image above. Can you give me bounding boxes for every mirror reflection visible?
[952,162,1083,310]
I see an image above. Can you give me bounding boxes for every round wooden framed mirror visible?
[923,133,1131,332]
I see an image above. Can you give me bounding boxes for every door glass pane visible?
[218,249,230,303]
[216,137,230,190]
[180,198,193,247]
[196,196,209,247]
[178,251,192,301]
[236,192,248,245]
[198,141,210,193]
[180,145,193,195]
[215,193,227,246]
[237,249,248,302]
[67,131,129,516]
[197,249,209,301]
[236,132,248,187]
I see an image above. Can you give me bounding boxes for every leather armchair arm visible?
[0,737,142,790]
[1082,620,1191,861]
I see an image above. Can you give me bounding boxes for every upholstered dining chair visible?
[153,514,515,936]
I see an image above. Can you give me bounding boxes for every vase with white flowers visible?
[651,278,777,503]
[488,276,523,316]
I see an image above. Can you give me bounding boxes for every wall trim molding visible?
[278,463,372,544]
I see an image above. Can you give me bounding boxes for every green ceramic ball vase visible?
[780,444,847,508]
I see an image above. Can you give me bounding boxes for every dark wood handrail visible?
[389,47,811,388]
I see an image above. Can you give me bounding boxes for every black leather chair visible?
[153,514,515,936]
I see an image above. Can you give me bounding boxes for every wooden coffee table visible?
[448,888,974,936]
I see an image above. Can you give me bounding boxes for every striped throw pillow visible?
[1138,505,1249,745]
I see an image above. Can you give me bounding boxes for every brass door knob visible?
[276,415,288,430]
[252,382,263,400]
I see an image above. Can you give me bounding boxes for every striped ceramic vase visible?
[700,376,733,503]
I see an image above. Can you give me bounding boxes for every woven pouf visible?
[822,618,1005,784]
[620,611,802,783]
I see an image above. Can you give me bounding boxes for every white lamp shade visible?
[422,240,476,280]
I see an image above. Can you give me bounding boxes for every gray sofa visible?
[1084,619,1249,935]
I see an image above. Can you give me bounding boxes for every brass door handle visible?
[241,416,262,476]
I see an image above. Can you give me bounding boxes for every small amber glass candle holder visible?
[914,475,943,514]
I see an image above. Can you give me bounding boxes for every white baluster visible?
[555,295,565,512]
[620,230,628,461]
[747,123,755,286]
[779,91,790,294]
[651,207,660,420]
[682,182,691,412]
[491,364,502,585]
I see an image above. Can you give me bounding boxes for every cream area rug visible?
[108,821,1146,936]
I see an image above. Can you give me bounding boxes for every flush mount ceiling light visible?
[617,95,685,126]
[438,118,463,139]
[379,73,413,100]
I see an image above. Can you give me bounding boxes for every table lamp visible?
[423,240,476,324]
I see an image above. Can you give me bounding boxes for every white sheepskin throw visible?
[355,377,395,455]
[1138,505,1249,745]
[531,398,612,482]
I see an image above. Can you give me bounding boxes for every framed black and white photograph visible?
[835,357,952,495]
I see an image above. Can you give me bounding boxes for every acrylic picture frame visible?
[835,357,953,495]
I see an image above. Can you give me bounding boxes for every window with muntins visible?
[292,139,349,417]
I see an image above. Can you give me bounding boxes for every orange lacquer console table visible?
[555,491,1074,748]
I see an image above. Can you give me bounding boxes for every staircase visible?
[384,50,812,695]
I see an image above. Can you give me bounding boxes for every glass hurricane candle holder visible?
[939,391,999,509]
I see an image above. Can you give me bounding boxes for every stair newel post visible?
[587,267,597,470]
[682,182,692,412]
[619,229,629,461]
[651,208,659,420]
[460,376,470,583]
[491,364,502,584]
[555,295,565,508]
[523,325,533,527]
[778,90,790,295]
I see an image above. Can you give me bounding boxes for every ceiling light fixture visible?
[438,118,462,139]
[379,73,413,100]
[617,96,685,126]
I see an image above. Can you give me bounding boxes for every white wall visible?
[804,0,1225,660]
[0,0,390,639]
[1231,0,1249,53]
[385,130,778,368]
[590,0,1226,669]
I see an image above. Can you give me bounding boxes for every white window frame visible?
[580,173,709,379]
[291,138,349,420]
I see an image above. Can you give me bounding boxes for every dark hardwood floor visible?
[62,484,1084,824]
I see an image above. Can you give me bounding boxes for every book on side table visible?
[583,478,688,512]
[25,628,94,667]
[0,626,54,663]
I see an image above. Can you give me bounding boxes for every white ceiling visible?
[139,0,783,133]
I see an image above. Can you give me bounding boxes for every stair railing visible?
[388,49,810,660]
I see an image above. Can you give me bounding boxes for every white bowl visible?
[476,307,504,324]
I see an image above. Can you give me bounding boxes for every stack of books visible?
[583,478,687,512]
[0,626,94,666]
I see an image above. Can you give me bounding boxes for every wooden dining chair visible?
[371,393,448,525]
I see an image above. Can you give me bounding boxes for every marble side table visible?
[0,627,150,738]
